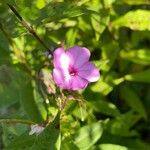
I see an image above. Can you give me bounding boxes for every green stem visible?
[7,4,53,56]
[0,119,35,125]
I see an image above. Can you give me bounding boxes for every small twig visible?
[7,4,53,56]
[0,119,35,125]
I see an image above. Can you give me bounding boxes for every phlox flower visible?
[53,46,100,90]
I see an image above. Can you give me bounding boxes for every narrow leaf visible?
[118,0,150,5]
[124,69,150,83]
[96,144,128,150]
[120,49,150,65]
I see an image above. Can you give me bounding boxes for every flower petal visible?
[53,68,88,90]
[53,68,71,89]
[53,68,64,87]
[66,46,91,68]
[68,76,89,90]
[53,47,71,71]
[78,62,100,82]
[53,47,64,68]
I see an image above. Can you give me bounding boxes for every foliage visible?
[0,0,150,149]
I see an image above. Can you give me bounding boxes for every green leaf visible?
[66,28,78,48]
[96,144,128,150]
[74,121,103,150]
[31,112,60,150]
[120,86,147,119]
[124,69,150,83]
[106,111,140,137]
[91,80,113,95]
[0,30,11,65]
[20,80,44,123]
[0,65,19,108]
[103,0,116,8]
[118,0,150,5]
[37,2,97,23]
[5,132,35,150]
[112,10,150,31]
[91,10,110,40]
[101,42,119,71]
[89,100,120,117]
[120,49,150,65]
[91,76,124,96]
[0,65,44,122]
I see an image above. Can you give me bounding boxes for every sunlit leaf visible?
[91,10,110,40]
[101,42,119,71]
[96,144,128,150]
[118,0,150,5]
[112,10,150,31]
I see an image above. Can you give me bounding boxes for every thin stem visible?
[7,4,53,56]
[0,118,35,125]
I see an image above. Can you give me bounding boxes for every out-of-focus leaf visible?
[100,133,150,150]
[120,86,147,119]
[124,69,150,83]
[31,112,60,150]
[91,10,110,40]
[103,0,116,8]
[101,42,119,71]
[95,144,128,150]
[120,49,150,65]
[91,80,113,95]
[62,139,78,150]
[89,100,120,117]
[93,60,109,70]
[106,111,140,137]
[74,121,103,150]
[0,65,24,109]
[118,0,150,5]
[0,28,11,65]
[66,28,78,48]
[20,80,44,123]
[91,76,124,96]
[5,132,35,149]
[112,10,150,31]
[36,0,46,9]
[37,2,98,23]
[131,31,150,47]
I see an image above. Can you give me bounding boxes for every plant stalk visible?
[7,4,53,56]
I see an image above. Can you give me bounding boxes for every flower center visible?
[69,66,78,76]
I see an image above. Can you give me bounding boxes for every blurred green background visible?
[0,0,150,149]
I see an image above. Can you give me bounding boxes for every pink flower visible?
[52,46,100,90]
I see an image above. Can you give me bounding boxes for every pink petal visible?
[68,76,89,90]
[66,46,91,68]
[53,47,64,68]
[78,62,100,82]
[53,69,88,90]
[53,47,72,70]
[53,68,65,88]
